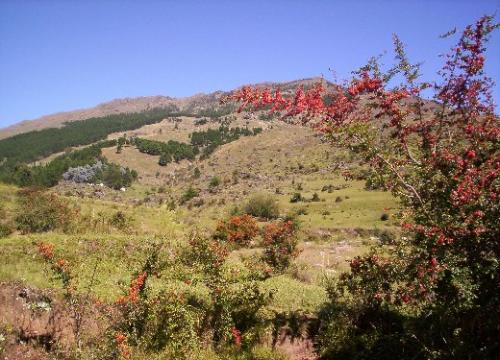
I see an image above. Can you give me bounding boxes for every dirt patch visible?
[276,337,317,360]
[0,282,110,358]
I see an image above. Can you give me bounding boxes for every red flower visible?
[38,242,54,260]
[430,257,438,267]
[231,327,242,347]
[56,259,67,269]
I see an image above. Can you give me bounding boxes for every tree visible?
[158,152,172,166]
[226,16,499,358]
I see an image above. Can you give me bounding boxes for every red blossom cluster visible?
[116,272,148,305]
[262,220,299,272]
[38,242,55,260]
[215,214,258,246]
[115,332,131,359]
[347,72,383,96]
[231,326,242,347]
[226,15,499,307]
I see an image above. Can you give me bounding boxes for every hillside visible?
[0,77,330,140]
[0,78,397,360]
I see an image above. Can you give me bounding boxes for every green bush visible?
[311,193,320,202]
[244,194,279,219]
[97,164,137,189]
[290,192,302,203]
[180,186,199,204]
[0,223,13,238]
[159,152,172,166]
[193,167,201,179]
[209,176,221,188]
[15,189,76,233]
[109,211,133,231]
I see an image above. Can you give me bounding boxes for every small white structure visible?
[120,187,126,192]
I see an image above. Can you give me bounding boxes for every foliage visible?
[15,188,77,233]
[0,140,116,187]
[214,215,259,247]
[97,163,137,189]
[190,126,262,159]
[290,192,302,203]
[261,220,299,273]
[133,137,197,163]
[243,194,280,219]
[227,16,500,359]
[209,176,221,188]
[0,107,178,166]
[193,167,201,179]
[109,211,134,231]
[311,193,320,202]
[158,152,172,166]
[36,241,88,351]
[181,235,274,349]
[180,186,199,204]
[0,223,12,238]
[62,160,106,183]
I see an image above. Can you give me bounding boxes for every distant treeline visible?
[191,126,263,159]
[0,106,180,166]
[132,137,198,166]
[0,104,262,187]
[0,140,117,187]
[131,126,263,165]
[0,104,240,168]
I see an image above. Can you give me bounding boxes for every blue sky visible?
[1,0,499,128]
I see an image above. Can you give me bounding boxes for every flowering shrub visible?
[116,272,148,305]
[214,214,259,246]
[115,332,131,359]
[261,220,299,273]
[226,15,499,359]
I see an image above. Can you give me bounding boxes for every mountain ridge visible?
[0,77,330,140]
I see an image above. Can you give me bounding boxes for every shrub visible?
[311,193,320,202]
[227,15,500,359]
[380,213,389,221]
[261,220,299,272]
[295,207,308,216]
[0,223,12,238]
[97,163,137,189]
[214,215,259,247]
[158,152,172,166]
[193,167,201,179]
[180,186,199,204]
[335,196,343,203]
[244,194,279,219]
[109,211,133,231]
[209,176,221,188]
[289,192,302,203]
[15,189,76,233]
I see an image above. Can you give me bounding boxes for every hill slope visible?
[0,77,329,140]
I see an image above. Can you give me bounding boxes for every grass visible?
[0,119,398,318]
[263,275,327,313]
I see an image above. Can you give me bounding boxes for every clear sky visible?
[1,0,499,128]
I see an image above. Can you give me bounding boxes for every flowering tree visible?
[262,220,299,273]
[214,214,259,247]
[224,16,499,358]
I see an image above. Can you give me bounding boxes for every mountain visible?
[0,77,330,140]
